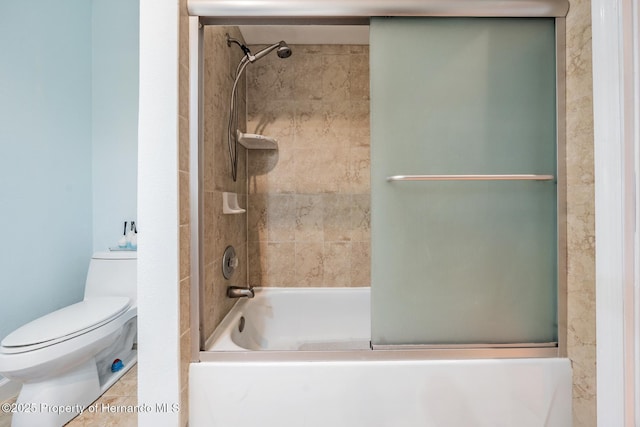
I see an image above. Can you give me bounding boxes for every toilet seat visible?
[1,297,131,354]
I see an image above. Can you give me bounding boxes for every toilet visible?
[0,251,137,427]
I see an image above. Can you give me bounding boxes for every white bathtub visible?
[191,287,572,427]
[205,287,370,351]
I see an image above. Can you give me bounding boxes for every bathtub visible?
[204,287,371,351]
[190,288,572,427]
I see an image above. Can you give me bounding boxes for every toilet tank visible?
[84,251,137,304]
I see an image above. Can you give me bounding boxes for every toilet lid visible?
[1,297,131,349]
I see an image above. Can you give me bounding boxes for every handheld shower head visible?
[250,41,292,62]
[276,41,292,58]
[225,36,292,182]
[226,34,293,63]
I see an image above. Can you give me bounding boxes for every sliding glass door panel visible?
[370,18,557,346]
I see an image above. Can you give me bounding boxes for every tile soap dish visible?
[237,130,277,150]
[223,192,246,214]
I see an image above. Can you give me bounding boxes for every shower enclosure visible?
[187,1,571,425]
[370,17,560,348]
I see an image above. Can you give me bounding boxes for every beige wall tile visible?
[180,330,191,398]
[351,194,371,242]
[202,191,217,263]
[178,62,189,120]
[323,194,353,242]
[180,276,190,334]
[566,0,596,424]
[246,45,371,287]
[267,242,297,286]
[323,242,351,286]
[211,267,239,335]
[295,194,324,242]
[293,147,347,194]
[178,115,189,172]
[179,171,189,226]
[248,193,268,242]
[249,241,297,286]
[202,261,216,340]
[349,126,371,147]
[248,240,266,285]
[179,224,190,281]
[322,54,350,101]
[248,101,295,136]
[349,54,370,101]
[321,45,352,55]
[293,55,323,100]
[295,242,324,286]
[200,27,249,341]
[177,0,191,420]
[348,146,371,194]
[248,139,296,194]
[268,194,297,241]
[351,241,371,287]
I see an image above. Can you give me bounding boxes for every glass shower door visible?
[370,18,558,346]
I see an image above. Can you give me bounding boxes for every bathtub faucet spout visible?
[227,286,255,299]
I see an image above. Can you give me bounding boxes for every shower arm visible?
[226,34,251,57]
[227,34,280,63]
[247,42,281,62]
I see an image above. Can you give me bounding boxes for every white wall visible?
[592,0,640,423]
[138,0,181,424]
[92,0,139,252]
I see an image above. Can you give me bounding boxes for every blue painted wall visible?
[0,0,139,385]
[92,0,139,251]
[0,1,93,344]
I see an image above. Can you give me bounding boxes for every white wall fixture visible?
[236,131,277,150]
[222,192,246,214]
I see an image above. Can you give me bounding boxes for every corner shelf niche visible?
[237,130,278,150]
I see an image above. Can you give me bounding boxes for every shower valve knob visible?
[228,257,239,268]
[222,246,238,279]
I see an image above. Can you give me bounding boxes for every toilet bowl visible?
[0,251,137,427]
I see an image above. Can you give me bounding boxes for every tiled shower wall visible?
[246,45,371,287]
[178,0,190,424]
[565,0,596,424]
[201,26,249,341]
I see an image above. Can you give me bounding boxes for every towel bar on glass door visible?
[386,174,555,182]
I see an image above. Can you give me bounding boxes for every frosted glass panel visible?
[370,18,557,345]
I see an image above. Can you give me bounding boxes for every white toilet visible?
[0,251,137,427]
